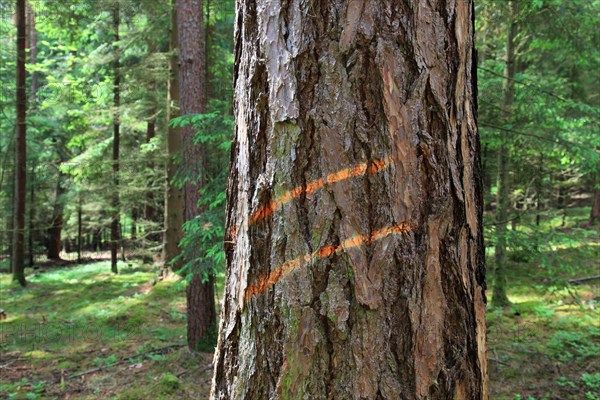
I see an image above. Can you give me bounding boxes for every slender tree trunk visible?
[162,2,184,274]
[177,0,217,351]
[145,109,161,243]
[28,163,34,266]
[12,0,27,286]
[492,0,517,308]
[211,1,487,398]
[131,208,138,242]
[111,3,121,274]
[144,116,156,223]
[25,2,36,268]
[4,140,14,271]
[47,172,65,260]
[590,189,600,226]
[77,194,82,263]
[26,1,37,100]
[535,154,543,227]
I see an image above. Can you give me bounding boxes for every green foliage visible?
[170,113,233,282]
[159,373,180,394]
[547,327,600,363]
[95,353,119,367]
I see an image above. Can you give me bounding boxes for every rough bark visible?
[177,0,217,349]
[12,0,27,286]
[111,3,121,274]
[211,0,487,399]
[492,0,517,308]
[162,2,184,274]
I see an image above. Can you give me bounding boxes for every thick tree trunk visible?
[492,0,517,308]
[162,3,184,274]
[12,0,27,286]
[111,3,121,274]
[211,1,487,399]
[177,0,217,351]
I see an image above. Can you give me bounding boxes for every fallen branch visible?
[569,275,600,285]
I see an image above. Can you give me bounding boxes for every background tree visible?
[211,0,487,398]
[476,0,600,300]
[176,0,217,350]
[110,2,120,273]
[12,0,27,286]
[492,0,517,308]
[162,0,183,275]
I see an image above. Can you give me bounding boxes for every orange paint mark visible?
[248,199,277,225]
[290,186,304,198]
[248,157,394,225]
[340,234,366,251]
[244,222,411,301]
[368,157,391,174]
[318,245,336,258]
[305,178,325,196]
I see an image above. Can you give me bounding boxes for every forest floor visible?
[0,261,215,399]
[0,208,598,399]
[486,207,600,400]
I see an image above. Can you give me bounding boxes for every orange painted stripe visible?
[244,222,411,301]
[248,157,394,225]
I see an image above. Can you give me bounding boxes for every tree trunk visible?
[77,194,83,263]
[211,1,487,399]
[47,173,66,260]
[492,0,517,308]
[26,1,38,100]
[28,163,34,267]
[131,208,138,242]
[162,2,184,274]
[12,0,27,286]
[177,0,217,351]
[111,3,121,274]
[589,189,600,225]
[144,117,156,223]
[535,153,543,227]
[145,112,161,243]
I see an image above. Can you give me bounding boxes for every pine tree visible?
[212,1,487,398]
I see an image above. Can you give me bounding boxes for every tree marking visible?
[244,222,411,301]
[248,156,393,225]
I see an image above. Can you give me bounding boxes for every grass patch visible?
[0,260,214,399]
[487,207,600,400]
